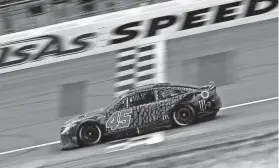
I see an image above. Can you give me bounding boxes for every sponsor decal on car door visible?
[129,102,162,128]
[106,98,133,133]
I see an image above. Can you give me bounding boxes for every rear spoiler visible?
[199,81,216,91]
[208,81,216,91]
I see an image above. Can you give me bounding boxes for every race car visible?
[60,81,222,149]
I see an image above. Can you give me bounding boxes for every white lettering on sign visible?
[109,0,278,44]
[0,0,277,73]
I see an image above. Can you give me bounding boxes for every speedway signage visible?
[0,33,98,68]
[109,0,278,44]
[0,0,277,73]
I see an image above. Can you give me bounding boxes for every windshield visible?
[104,94,125,111]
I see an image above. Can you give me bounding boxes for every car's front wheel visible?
[77,123,102,147]
[172,105,197,126]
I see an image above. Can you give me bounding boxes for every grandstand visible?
[0,0,171,35]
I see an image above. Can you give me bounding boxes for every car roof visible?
[125,83,170,94]
[112,82,202,105]
[116,83,202,99]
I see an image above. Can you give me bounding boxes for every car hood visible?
[62,108,105,127]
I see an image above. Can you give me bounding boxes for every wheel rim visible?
[173,107,193,126]
[79,125,101,145]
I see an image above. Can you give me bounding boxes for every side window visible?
[158,88,180,100]
[129,90,156,107]
[114,98,127,111]
[173,88,183,94]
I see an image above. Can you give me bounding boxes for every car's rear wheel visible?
[77,123,102,146]
[173,105,197,126]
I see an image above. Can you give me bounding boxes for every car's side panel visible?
[105,108,133,131]
[129,92,194,127]
[104,109,134,134]
[103,85,213,135]
[155,99,174,119]
[156,92,194,113]
[129,102,165,127]
[104,88,174,135]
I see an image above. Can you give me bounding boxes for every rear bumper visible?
[60,134,79,150]
[212,94,222,112]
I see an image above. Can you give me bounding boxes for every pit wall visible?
[0,0,277,151]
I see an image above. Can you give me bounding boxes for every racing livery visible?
[60,82,222,149]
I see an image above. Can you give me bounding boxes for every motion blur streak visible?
[220,97,278,110]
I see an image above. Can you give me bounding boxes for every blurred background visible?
[0,0,171,35]
[0,0,277,144]
[0,0,277,167]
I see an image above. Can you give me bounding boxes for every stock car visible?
[60,82,222,149]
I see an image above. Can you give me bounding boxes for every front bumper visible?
[60,134,79,150]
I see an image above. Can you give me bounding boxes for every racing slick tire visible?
[77,123,102,147]
[172,105,197,127]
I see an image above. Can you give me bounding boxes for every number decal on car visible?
[106,109,132,130]
[106,112,119,130]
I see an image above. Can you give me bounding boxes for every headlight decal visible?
[61,123,77,134]
[200,90,210,99]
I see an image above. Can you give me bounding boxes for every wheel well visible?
[171,103,197,126]
[76,121,103,133]
[76,121,103,136]
[170,103,196,119]
[171,103,191,114]
[76,121,103,146]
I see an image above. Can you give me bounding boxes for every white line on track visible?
[220,97,278,110]
[0,96,277,156]
[0,141,60,155]
[167,114,277,141]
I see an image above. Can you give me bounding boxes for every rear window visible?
[157,88,181,100]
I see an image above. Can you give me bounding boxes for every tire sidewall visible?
[77,123,102,146]
[172,105,196,127]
